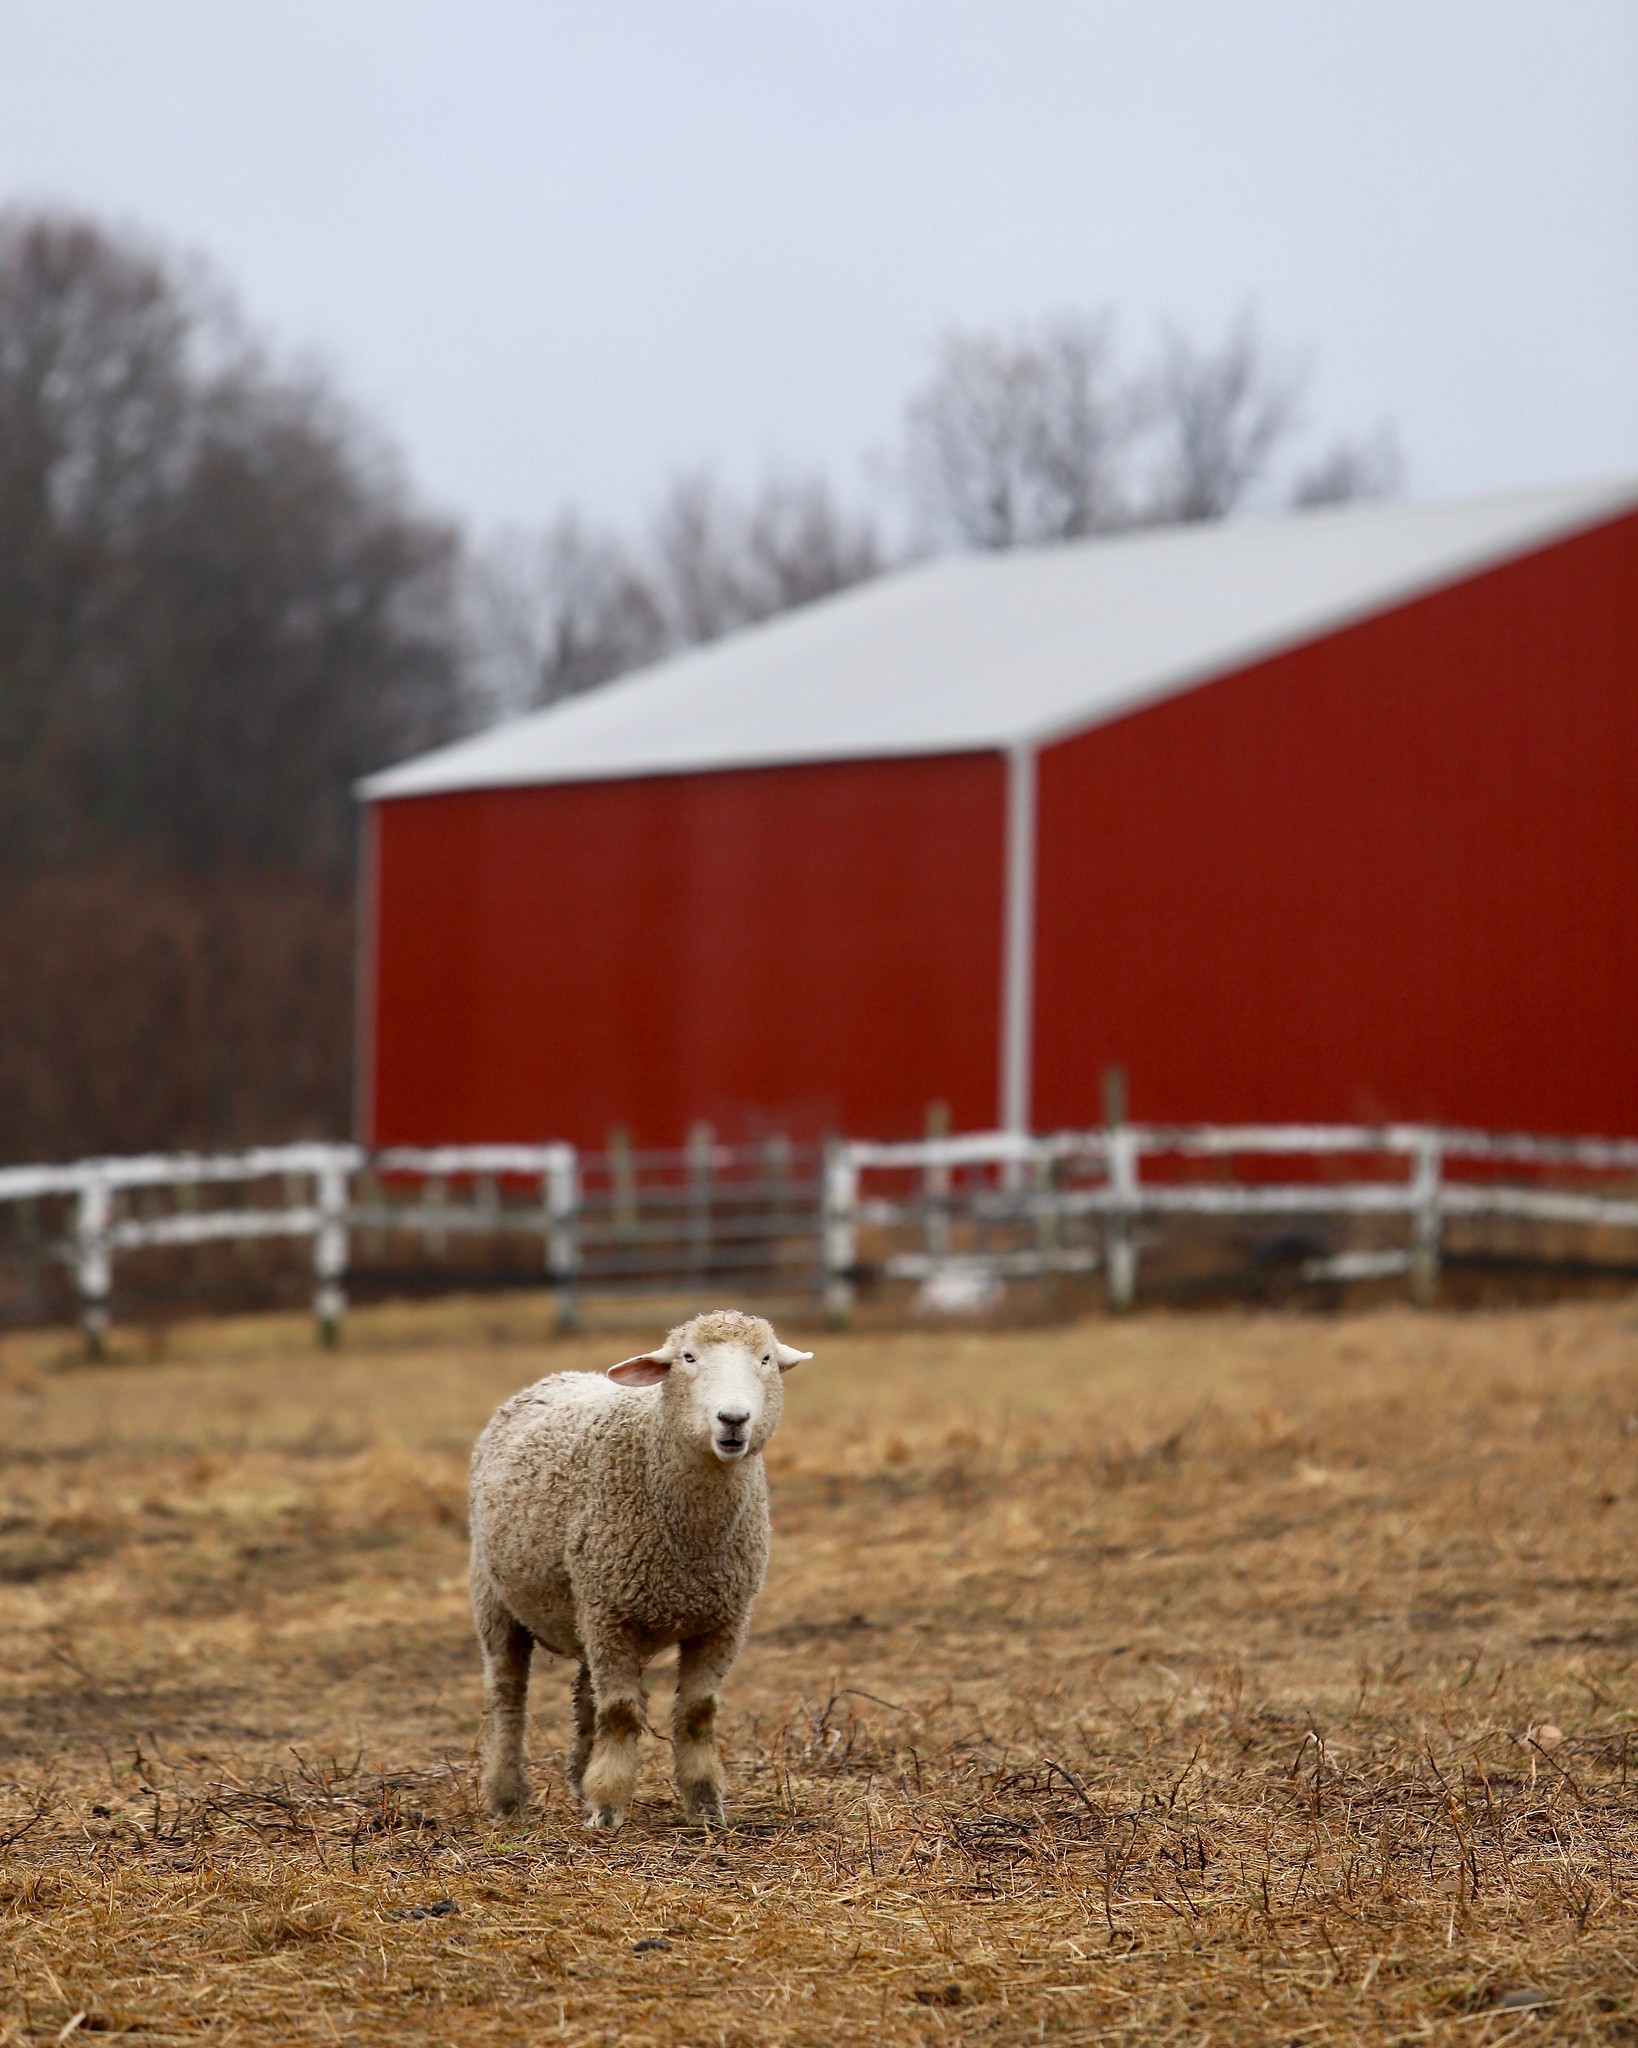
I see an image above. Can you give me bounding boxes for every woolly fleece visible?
[468,1309,806,1828]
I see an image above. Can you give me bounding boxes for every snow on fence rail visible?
[0,1122,1635,1349]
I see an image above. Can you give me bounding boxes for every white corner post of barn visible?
[999,743,1038,1148]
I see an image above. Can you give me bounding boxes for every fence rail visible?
[0,1120,1634,1349]
[826,1121,1638,1317]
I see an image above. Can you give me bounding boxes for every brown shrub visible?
[0,864,353,1162]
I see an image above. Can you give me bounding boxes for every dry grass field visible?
[2,1295,1637,2044]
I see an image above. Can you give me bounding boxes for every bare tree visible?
[0,215,197,550]
[111,369,462,878]
[902,313,1135,550]
[1290,426,1403,508]
[737,472,883,617]
[465,468,884,714]
[903,328,1035,550]
[648,467,882,637]
[466,516,666,718]
[0,215,194,865]
[647,467,885,641]
[0,208,464,883]
[0,207,467,1156]
[1142,316,1302,523]
[649,469,751,644]
[901,308,1389,548]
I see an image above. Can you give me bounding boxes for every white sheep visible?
[468,1308,812,1829]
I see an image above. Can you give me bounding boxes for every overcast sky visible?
[1,1,1634,533]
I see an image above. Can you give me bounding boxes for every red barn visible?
[358,481,1638,1149]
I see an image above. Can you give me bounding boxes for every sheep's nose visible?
[716,1408,750,1429]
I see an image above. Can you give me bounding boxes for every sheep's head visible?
[607,1310,812,1463]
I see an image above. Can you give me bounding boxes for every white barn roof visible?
[363,478,1637,800]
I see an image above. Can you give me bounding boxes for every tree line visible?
[468,313,1396,719]
[0,207,1398,1160]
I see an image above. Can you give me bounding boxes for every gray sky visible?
[1,1,1634,532]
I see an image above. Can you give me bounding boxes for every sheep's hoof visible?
[583,1804,625,1832]
[682,1785,726,1827]
[482,1774,529,1820]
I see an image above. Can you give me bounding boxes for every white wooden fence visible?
[0,1122,1635,1348]
[823,1122,1638,1319]
[0,1142,364,1350]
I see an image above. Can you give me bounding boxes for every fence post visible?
[1410,1130,1442,1308]
[313,1158,350,1347]
[822,1138,858,1325]
[356,1166,385,1263]
[546,1145,580,1331]
[423,1173,448,1256]
[687,1121,714,1286]
[923,1100,951,1259]
[1033,1140,1060,1271]
[608,1125,638,1241]
[761,1131,792,1219]
[77,1172,112,1358]
[15,1195,43,1325]
[1103,1065,1137,1313]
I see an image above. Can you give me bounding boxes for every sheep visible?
[468,1308,812,1830]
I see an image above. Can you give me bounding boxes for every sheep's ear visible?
[608,1353,671,1387]
[774,1342,813,1371]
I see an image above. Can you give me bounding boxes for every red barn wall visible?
[1033,512,1638,1134]
[366,752,1006,1149]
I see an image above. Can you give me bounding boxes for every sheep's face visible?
[607,1313,812,1464]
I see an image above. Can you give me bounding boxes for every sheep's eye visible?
[682,1351,695,1364]
[761,1354,770,1365]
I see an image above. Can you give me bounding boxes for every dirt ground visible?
[1,1294,1637,2045]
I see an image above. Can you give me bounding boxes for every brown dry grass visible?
[2,1295,1637,2044]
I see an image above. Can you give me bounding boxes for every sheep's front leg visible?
[674,1629,737,1825]
[472,1567,533,1819]
[580,1629,647,1831]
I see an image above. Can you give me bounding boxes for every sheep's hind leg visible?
[579,1629,647,1831]
[473,1568,533,1819]
[567,1660,595,1802]
[674,1629,736,1826]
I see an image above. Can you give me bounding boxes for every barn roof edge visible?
[359,477,1638,803]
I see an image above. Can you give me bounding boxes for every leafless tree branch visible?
[1142,315,1304,523]
[1289,426,1404,508]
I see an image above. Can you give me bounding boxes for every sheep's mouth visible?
[713,1433,749,1460]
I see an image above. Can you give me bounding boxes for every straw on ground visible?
[1,1295,1636,2043]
